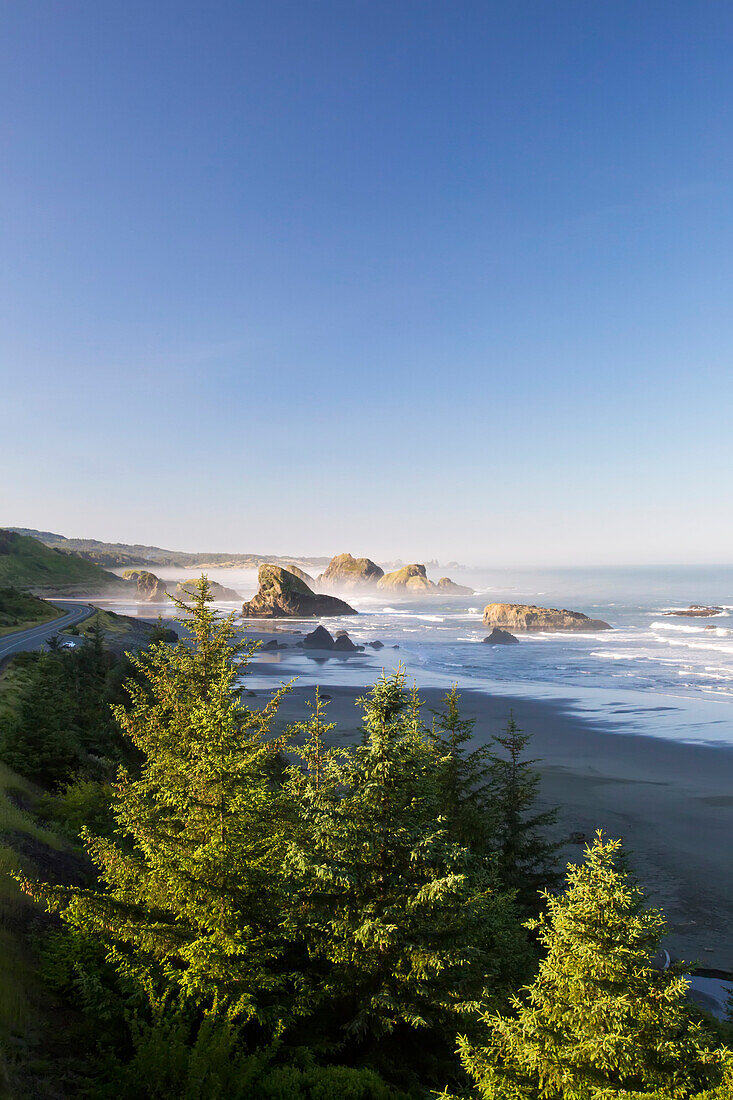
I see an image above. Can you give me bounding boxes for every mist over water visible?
[98,563,733,747]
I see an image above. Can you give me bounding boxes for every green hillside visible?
[0,588,62,635]
[0,530,124,595]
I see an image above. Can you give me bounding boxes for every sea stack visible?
[242,565,357,618]
[318,553,384,589]
[122,569,168,601]
[376,564,433,592]
[175,579,241,601]
[482,603,611,632]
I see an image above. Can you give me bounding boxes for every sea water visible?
[100,564,733,746]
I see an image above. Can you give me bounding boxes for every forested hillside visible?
[0,581,730,1098]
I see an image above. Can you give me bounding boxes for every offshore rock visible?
[377,564,433,592]
[302,625,335,649]
[318,553,384,589]
[280,564,316,586]
[664,605,724,618]
[483,627,519,645]
[175,579,240,601]
[482,603,611,632]
[436,576,474,595]
[122,569,168,601]
[333,632,362,652]
[242,565,357,619]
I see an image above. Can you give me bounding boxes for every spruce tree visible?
[488,713,560,911]
[430,685,496,853]
[0,652,80,784]
[24,577,295,1025]
[285,671,524,1057]
[456,833,731,1099]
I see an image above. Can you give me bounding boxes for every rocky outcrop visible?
[375,563,472,596]
[482,603,611,632]
[333,632,362,652]
[436,577,474,595]
[664,605,724,618]
[281,564,316,586]
[242,566,357,619]
[302,625,335,649]
[377,564,433,592]
[483,627,519,645]
[175,579,240,601]
[318,553,384,589]
[122,569,168,601]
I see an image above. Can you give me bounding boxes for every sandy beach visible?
[243,633,733,973]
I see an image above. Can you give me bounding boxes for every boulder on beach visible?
[483,627,519,645]
[122,569,168,602]
[333,633,362,652]
[242,566,357,619]
[302,625,335,649]
[175,579,240,601]
[318,553,384,589]
[436,576,474,595]
[377,563,433,592]
[482,603,611,632]
[664,605,724,618]
[368,640,384,649]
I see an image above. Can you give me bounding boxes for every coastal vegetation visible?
[0,587,62,635]
[9,527,330,573]
[0,530,125,595]
[0,579,729,1097]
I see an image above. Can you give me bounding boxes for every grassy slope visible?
[0,531,123,595]
[0,761,84,1098]
[9,528,331,570]
[0,590,63,637]
[66,608,177,654]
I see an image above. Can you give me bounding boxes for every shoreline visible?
[245,644,733,971]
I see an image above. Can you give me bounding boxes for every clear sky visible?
[2,1,732,566]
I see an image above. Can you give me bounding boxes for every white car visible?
[60,640,76,649]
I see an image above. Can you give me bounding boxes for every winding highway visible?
[0,601,95,663]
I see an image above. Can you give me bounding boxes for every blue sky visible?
[2,1,732,565]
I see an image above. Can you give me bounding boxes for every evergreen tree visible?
[0,652,79,784]
[488,713,559,911]
[24,577,295,1026]
[430,685,496,853]
[285,671,524,1062]
[456,833,731,1099]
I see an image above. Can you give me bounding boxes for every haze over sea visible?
[99,563,733,748]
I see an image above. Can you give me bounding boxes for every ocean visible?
[101,564,733,747]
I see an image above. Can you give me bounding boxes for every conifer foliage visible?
[26,577,294,1023]
[285,672,524,1051]
[488,713,560,911]
[430,686,496,853]
[456,833,731,1099]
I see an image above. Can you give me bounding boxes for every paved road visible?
[0,602,95,662]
